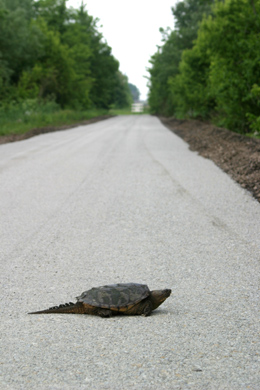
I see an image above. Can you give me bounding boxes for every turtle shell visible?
[76,283,150,311]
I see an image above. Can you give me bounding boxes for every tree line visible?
[0,0,134,110]
[148,0,260,134]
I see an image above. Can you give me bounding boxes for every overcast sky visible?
[67,0,178,100]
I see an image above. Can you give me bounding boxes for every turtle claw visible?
[98,309,113,318]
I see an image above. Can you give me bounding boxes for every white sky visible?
[67,0,178,100]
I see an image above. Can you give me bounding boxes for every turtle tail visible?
[28,301,84,314]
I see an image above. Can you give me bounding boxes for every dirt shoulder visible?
[0,115,113,145]
[160,117,260,203]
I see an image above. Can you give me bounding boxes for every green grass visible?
[109,106,150,116]
[0,100,109,137]
[109,108,133,115]
[246,132,260,139]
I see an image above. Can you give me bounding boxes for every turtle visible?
[28,283,171,317]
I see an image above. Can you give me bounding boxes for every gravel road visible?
[0,115,259,389]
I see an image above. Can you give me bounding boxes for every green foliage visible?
[89,42,119,109]
[33,0,71,35]
[148,30,183,115]
[173,0,215,49]
[112,72,132,109]
[246,84,260,133]
[17,20,76,107]
[200,0,260,132]
[128,83,140,102]
[0,0,43,98]
[149,0,260,133]
[169,44,213,119]
[0,99,108,136]
[148,0,214,116]
[0,0,130,117]
[0,98,59,135]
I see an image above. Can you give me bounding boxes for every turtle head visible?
[150,289,171,310]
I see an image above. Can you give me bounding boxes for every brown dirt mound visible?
[160,117,260,203]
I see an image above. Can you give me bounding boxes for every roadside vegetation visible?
[148,0,260,135]
[0,99,109,136]
[109,106,149,116]
[0,0,140,137]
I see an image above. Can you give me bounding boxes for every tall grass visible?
[0,99,109,137]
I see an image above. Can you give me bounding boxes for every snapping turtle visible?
[29,283,171,317]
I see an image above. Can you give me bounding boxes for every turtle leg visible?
[97,309,114,318]
[141,300,153,317]
[125,300,153,316]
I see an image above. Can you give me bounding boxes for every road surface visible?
[0,115,259,389]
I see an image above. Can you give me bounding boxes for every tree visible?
[111,72,132,108]
[0,0,133,110]
[128,83,140,102]
[173,0,215,49]
[199,0,260,131]
[169,42,213,118]
[0,0,43,99]
[33,0,72,35]
[17,20,76,107]
[148,30,182,115]
[170,0,260,131]
[148,0,214,115]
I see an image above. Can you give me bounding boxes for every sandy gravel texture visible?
[0,115,259,389]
